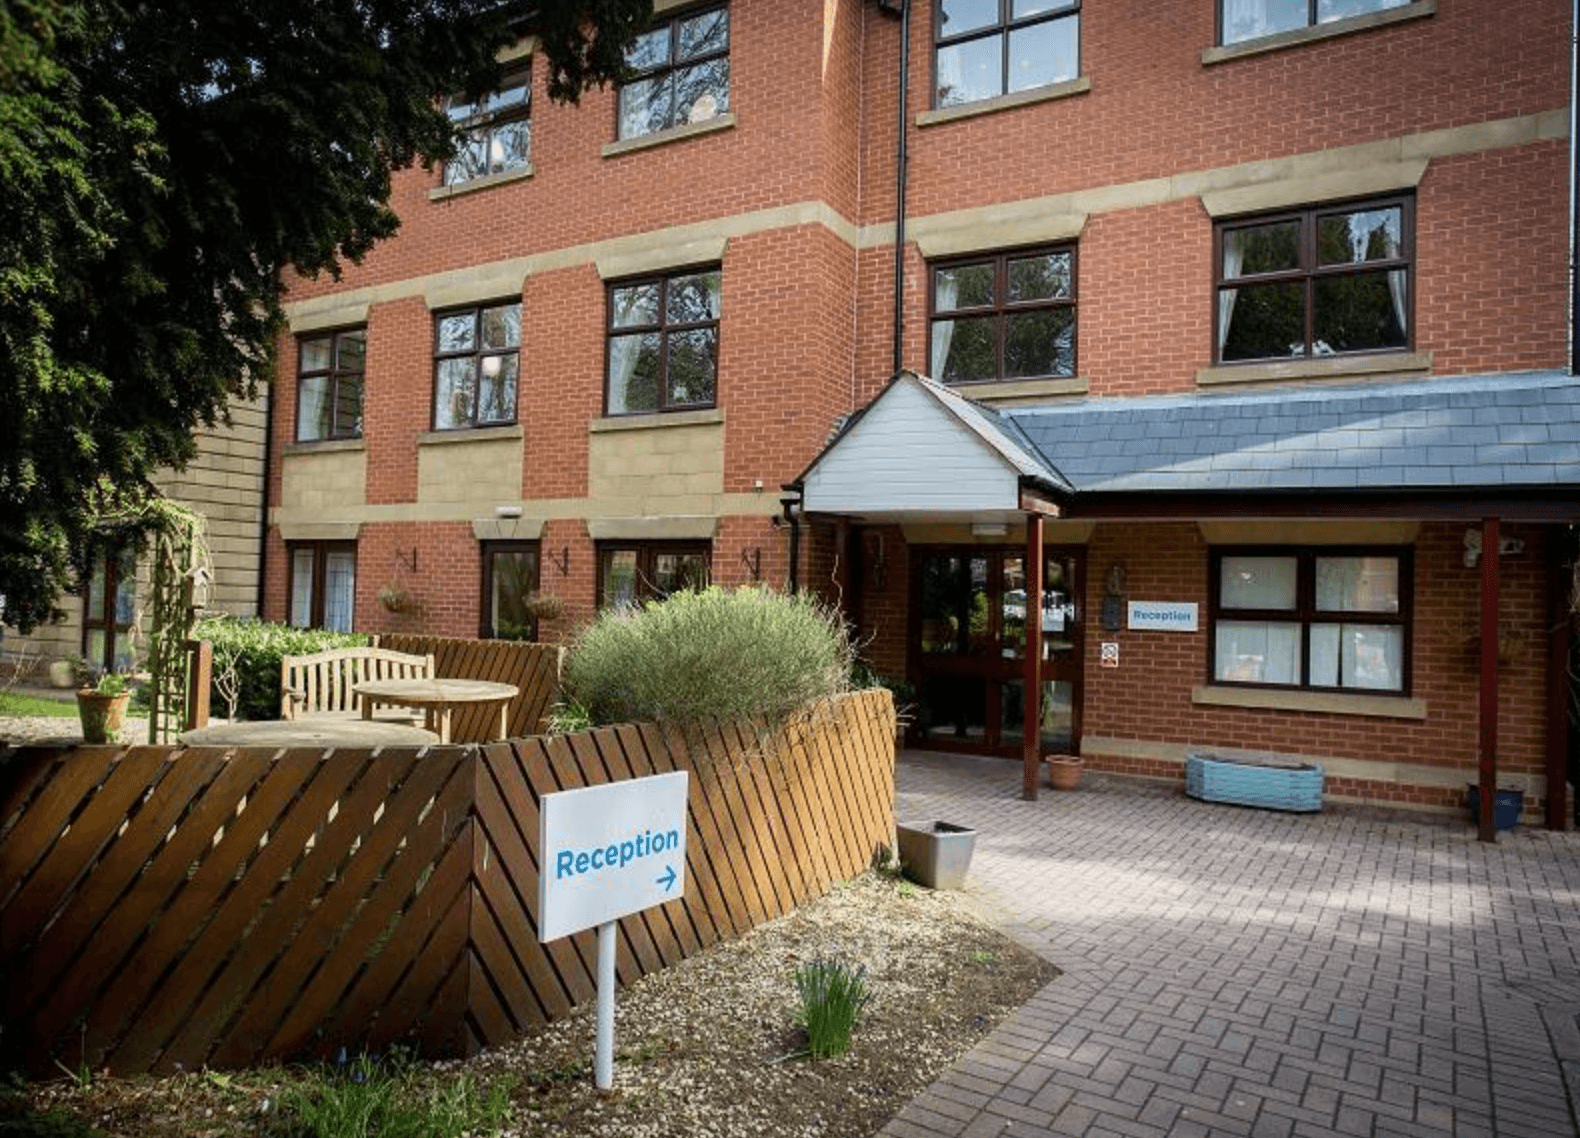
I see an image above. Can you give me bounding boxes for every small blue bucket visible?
[1466,784,1523,830]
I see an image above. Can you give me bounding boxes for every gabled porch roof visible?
[796,369,1580,523]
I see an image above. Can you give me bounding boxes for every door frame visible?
[905,543,1084,758]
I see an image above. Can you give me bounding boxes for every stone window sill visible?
[1202,1,1434,66]
[602,113,735,159]
[953,377,1089,404]
[1192,684,1427,720]
[283,438,365,456]
[916,76,1091,129]
[1197,350,1432,389]
[589,407,725,433]
[417,424,524,446]
[428,164,534,202]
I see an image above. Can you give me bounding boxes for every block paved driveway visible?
[882,753,1580,1138]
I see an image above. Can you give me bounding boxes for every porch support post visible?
[1546,529,1570,830]
[1023,512,1044,801]
[1479,516,1500,843]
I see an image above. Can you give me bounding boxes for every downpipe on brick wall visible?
[1569,0,1578,374]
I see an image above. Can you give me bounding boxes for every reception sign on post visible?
[538,770,689,941]
[538,770,689,1091]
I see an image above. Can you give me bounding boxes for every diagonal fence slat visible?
[0,690,895,1075]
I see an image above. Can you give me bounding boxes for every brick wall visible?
[1079,521,1554,788]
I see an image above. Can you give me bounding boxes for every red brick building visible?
[270,0,1578,823]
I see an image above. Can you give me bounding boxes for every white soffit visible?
[802,378,1030,516]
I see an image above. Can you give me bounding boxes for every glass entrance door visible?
[910,546,1083,756]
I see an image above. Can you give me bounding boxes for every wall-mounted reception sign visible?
[538,770,689,942]
[1127,601,1199,632]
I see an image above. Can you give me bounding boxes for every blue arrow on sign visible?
[656,864,677,892]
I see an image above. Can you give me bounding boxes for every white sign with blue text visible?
[538,771,689,942]
[1127,601,1199,633]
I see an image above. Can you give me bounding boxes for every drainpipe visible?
[1570,0,1578,374]
[780,489,802,595]
[254,378,275,619]
[886,0,911,375]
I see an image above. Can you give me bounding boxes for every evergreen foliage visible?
[0,0,651,633]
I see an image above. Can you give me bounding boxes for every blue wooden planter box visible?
[1185,752,1324,813]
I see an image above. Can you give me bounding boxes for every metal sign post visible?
[539,771,689,1090]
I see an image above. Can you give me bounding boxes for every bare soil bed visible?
[9,874,1057,1138]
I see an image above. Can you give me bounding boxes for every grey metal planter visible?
[895,821,977,890]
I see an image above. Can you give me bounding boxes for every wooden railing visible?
[378,635,563,742]
[0,690,895,1075]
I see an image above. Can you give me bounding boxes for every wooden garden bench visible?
[280,646,435,722]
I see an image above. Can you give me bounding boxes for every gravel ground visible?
[1,713,153,746]
[11,874,1057,1138]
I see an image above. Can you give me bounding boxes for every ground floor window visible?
[1210,547,1409,692]
[82,542,138,673]
[481,541,540,640]
[597,542,710,609]
[288,542,357,632]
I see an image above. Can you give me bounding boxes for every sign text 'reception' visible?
[555,828,681,879]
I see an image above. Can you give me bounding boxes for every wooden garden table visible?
[179,719,438,747]
[352,678,519,743]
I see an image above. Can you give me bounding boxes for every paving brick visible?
[888,757,1580,1138]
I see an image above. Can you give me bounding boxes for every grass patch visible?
[0,692,77,719]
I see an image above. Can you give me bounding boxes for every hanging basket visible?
[523,592,565,621]
[378,582,415,614]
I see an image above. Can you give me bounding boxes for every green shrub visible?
[561,586,852,729]
[191,617,369,721]
[793,957,872,1059]
[278,1053,513,1138]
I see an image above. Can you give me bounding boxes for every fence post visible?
[185,639,212,730]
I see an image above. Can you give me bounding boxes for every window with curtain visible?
[929,246,1076,385]
[618,5,729,140]
[288,542,357,632]
[433,302,521,429]
[296,328,365,442]
[934,0,1080,109]
[1215,196,1411,363]
[442,61,531,186]
[1219,0,1410,45]
[82,541,138,673]
[1211,548,1410,693]
[597,543,710,609]
[481,541,540,640]
[606,268,721,414]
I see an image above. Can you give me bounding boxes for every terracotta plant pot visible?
[1046,754,1083,791]
[77,690,131,744]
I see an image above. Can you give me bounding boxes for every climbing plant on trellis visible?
[144,503,209,743]
[95,496,210,743]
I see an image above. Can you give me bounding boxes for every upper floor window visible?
[598,542,710,609]
[618,5,729,140]
[433,302,520,430]
[1219,0,1410,45]
[930,246,1076,384]
[481,541,540,641]
[1211,549,1409,693]
[1215,196,1411,364]
[296,328,365,442]
[442,62,530,186]
[289,541,357,633]
[934,1,1080,108]
[606,267,721,415]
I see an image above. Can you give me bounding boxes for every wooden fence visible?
[377,635,563,743]
[0,690,895,1076]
